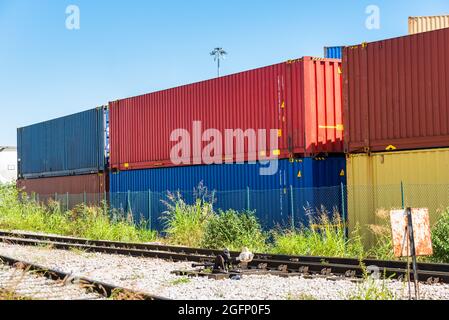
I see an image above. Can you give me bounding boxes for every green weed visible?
[170,277,192,286]
[201,209,267,252]
[161,186,214,247]
[0,185,157,243]
[271,212,364,258]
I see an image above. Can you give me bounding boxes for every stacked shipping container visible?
[17,107,108,206]
[110,57,344,170]
[108,56,346,230]
[324,46,344,59]
[409,15,449,35]
[343,27,449,245]
[110,158,347,230]
[15,15,449,244]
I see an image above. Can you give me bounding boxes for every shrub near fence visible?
[92,185,346,232]
[22,183,449,243]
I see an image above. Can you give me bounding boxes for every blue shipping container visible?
[110,158,347,231]
[17,107,107,179]
[324,46,344,59]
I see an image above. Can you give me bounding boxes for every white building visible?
[0,147,17,184]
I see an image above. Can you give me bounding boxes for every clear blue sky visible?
[1,0,448,146]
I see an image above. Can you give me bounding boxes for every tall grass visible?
[431,208,449,263]
[0,184,157,243]
[367,210,395,261]
[271,213,365,258]
[5,181,449,263]
[161,189,214,247]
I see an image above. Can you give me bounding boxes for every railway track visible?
[0,252,168,300]
[1,230,449,284]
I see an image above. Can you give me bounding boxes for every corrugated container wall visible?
[343,28,449,153]
[324,46,344,59]
[110,158,347,231]
[409,15,449,35]
[17,107,107,179]
[17,174,107,207]
[110,57,343,171]
[347,148,449,247]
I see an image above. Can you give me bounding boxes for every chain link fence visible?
[25,184,449,236]
[347,183,449,247]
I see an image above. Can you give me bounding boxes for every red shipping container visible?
[344,27,449,153]
[110,57,343,171]
[17,174,107,206]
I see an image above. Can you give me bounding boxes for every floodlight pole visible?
[211,48,227,78]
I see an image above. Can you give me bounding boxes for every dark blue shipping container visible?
[110,158,347,231]
[17,107,107,179]
[324,46,344,59]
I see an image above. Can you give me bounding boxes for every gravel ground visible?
[1,242,449,300]
[0,263,105,300]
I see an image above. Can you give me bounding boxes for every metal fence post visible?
[341,182,347,238]
[37,193,40,203]
[83,192,87,206]
[211,190,216,212]
[246,187,250,212]
[127,190,131,215]
[401,181,405,209]
[290,185,295,229]
[103,191,107,215]
[66,192,69,212]
[148,190,152,230]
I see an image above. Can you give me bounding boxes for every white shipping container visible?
[409,15,449,34]
[0,147,17,184]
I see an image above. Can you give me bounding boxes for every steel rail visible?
[1,230,449,283]
[0,253,169,300]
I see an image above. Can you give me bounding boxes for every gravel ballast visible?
[1,243,449,300]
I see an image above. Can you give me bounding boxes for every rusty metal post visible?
[406,207,420,300]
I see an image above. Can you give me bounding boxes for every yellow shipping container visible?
[409,15,449,35]
[347,148,449,247]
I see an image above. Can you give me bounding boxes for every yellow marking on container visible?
[340,169,345,177]
[297,171,302,178]
[273,150,281,156]
[319,124,344,131]
[124,163,129,169]
[260,151,267,157]
[281,101,285,109]
[278,129,283,137]
[338,67,343,75]
[386,145,397,151]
